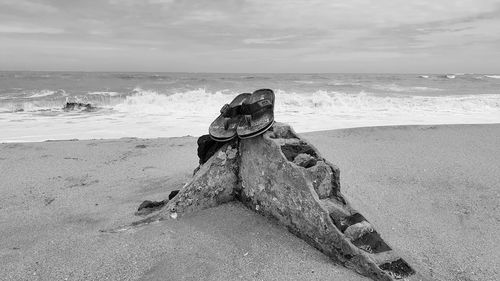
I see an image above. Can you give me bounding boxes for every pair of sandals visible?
[209,89,275,142]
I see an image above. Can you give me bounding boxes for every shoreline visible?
[2,122,499,144]
[1,123,499,280]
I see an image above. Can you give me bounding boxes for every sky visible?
[1,0,500,73]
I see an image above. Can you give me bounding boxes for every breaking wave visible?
[485,75,500,79]
[112,88,500,117]
[1,87,499,142]
[3,88,499,116]
[26,89,66,98]
[113,88,229,115]
[278,90,499,115]
[371,84,443,92]
[87,91,121,96]
[293,80,315,84]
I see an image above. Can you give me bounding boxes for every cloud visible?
[0,0,57,13]
[243,35,296,45]
[108,0,174,6]
[175,9,229,24]
[148,0,175,4]
[1,0,500,72]
[0,24,63,34]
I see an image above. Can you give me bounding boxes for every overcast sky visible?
[1,0,500,73]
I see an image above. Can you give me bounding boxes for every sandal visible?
[236,89,275,139]
[209,93,251,142]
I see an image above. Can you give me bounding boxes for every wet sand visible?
[1,124,499,281]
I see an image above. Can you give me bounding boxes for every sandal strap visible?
[220,104,230,114]
[241,99,273,115]
[220,103,243,118]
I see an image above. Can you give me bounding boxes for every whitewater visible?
[0,72,499,142]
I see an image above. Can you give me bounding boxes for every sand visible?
[1,124,499,281]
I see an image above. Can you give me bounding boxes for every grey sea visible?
[0,71,499,142]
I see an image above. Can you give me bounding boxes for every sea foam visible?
[110,88,500,116]
[3,88,499,117]
[26,89,65,98]
[1,88,499,142]
[371,84,443,92]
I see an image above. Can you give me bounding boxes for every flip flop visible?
[237,89,275,139]
[209,93,251,142]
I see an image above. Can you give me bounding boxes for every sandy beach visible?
[1,124,499,281]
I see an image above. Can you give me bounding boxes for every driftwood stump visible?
[136,123,421,281]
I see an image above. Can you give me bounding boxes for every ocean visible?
[0,71,499,142]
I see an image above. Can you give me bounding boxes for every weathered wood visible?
[134,123,421,281]
[159,140,239,218]
[238,123,418,280]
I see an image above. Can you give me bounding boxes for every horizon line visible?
[0,70,496,75]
